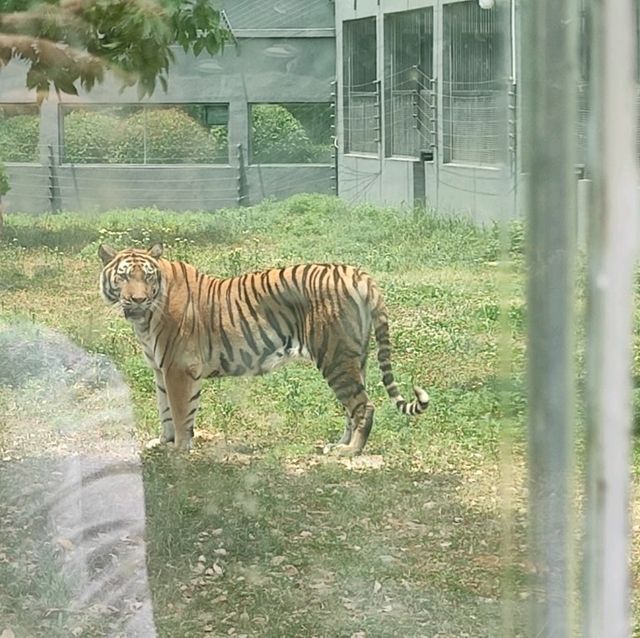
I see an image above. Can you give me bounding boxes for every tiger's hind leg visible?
[335,351,369,447]
[337,410,354,446]
[335,400,374,456]
[323,357,374,456]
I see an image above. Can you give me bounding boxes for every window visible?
[249,103,333,164]
[443,1,505,166]
[61,104,229,164]
[343,17,379,155]
[0,104,40,163]
[384,8,434,158]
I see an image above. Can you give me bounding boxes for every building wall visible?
[335,0,516,222]
[0,1,336,213]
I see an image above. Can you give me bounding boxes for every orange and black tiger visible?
[98,244,429,454]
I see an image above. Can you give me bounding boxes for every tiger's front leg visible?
[163,365,203,451]
[153,368,175,444]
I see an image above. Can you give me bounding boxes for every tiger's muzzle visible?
[122,296,152,319]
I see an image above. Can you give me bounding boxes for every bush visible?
[251,104,318,164]
[62,110,120,163]
[112,108,224,164]
[0,115,40,163]
[0,161,9,197]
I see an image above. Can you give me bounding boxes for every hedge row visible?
[63,108,228,164]
[0,105,332,164]
[0,115,40,163]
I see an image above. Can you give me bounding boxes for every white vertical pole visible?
[584,0,638,635]
[521,0,579,634]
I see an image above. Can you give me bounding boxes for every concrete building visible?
[335,0,515,223]
[0,0,600,222]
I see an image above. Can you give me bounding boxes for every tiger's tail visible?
[371,294,429,416]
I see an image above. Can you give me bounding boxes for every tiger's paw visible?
[322,443,362,457]
[173,438,193,453]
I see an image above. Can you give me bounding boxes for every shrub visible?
[112,108,224,164]
[0,115,39,163]
[0,161,9,197]
[62,110,121,163]
[251,104,318,164]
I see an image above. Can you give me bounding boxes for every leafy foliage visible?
[61,107,227,163]
[251,104,328,164]
[0,160,9,196]
[0,0,229,101]
[112,107,223,164]
[62,109,120,163]
[0,113,39,162]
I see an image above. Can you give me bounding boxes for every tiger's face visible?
[99,244,164,320]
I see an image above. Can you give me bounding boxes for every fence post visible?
[47,144,61,213]
[521,0,579,634]
[583,0,638,635]
[330,79,338,195]
[236,143,249,207]
[373,79,382,147]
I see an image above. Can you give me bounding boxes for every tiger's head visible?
[99,243,164,320]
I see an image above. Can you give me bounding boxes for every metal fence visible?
[384,7,434,158]
[343,17,379,155]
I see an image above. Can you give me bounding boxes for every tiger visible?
[98,243,429,455]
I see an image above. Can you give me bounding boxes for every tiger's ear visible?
[148,243,163,259]
[98,244,117,265]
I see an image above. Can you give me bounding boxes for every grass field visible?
[0,193,630,637]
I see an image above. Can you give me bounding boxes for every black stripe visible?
[244,287,260,322]
[300,263,314,293]
[157,385,166,394]
[189,389,202,403]
[264,307,286,343]
[308,264,322,294]
[334,381,365,403]
[195,271,205,304]
[180,262,191,294]
[240,349,253,368]
[189,297,197,335]
[236,301,261,355]
[220,353,230,373]
[153,325,166,358]
[219,326,235,362]
[159,336,174,368]
[225,279,236,328]
[314,329,330,370]
[276,310,296,338]
[256,322,276,352]
[250,274,263,303]
[326,368,352,389]
[206,278,216,308]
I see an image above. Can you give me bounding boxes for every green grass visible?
[0,194,532,637]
